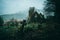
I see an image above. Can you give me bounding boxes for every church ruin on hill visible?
[28,7,45,23]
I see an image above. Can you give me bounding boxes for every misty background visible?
[0,0,45,21]
[0,0,45,15]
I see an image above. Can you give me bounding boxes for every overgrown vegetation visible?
[0,0,60,40]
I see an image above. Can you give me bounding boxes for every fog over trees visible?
[0,0,60,40]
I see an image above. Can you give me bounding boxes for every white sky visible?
[0,0,45,15]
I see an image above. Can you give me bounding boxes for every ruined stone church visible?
[28,7,45,23]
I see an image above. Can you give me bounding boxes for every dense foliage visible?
[0,0,60,40]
